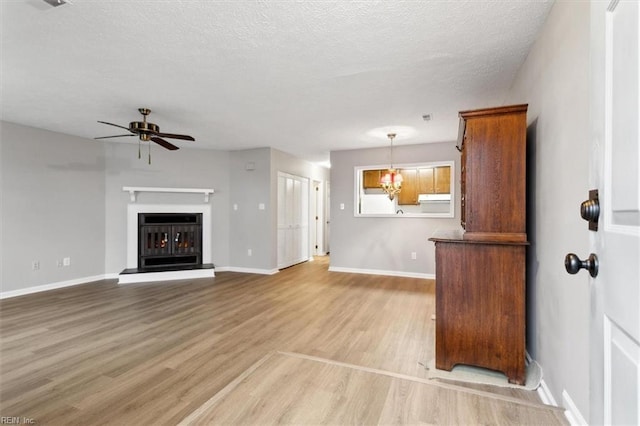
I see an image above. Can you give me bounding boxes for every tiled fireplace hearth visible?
[119,187,215,284]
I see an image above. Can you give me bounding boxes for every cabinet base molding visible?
[463,231,528,243]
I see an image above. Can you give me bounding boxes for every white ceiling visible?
[1,0,554,166]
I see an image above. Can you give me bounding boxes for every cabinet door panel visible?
[434,166,451,194]
[397,168,418,205]
[463,111,526,235]
[418,168,434,194]
[461,144,467,229]
[363,170,383,189]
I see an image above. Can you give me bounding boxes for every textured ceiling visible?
[1,0,554,165]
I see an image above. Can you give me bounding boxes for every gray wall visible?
[226,147,330,272]
[229,148,272,271]
[1,122,106,292]
[271,148,331,267]
[329,141,460,276]
[505,0,591,419]
[103,142,231,274]
[0,122,332,290]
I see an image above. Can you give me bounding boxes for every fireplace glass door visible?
[138,213,202,269]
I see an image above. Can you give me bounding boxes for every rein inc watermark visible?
[0,417,35,424]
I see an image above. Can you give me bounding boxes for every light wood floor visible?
[1,257,566,425]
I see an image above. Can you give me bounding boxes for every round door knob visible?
[564,253,599,278]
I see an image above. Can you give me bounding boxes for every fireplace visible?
[120,198,215,284]
[138,213,202,269]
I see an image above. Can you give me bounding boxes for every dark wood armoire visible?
[430,104,528,385]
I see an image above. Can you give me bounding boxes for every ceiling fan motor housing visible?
[129,121,159,141]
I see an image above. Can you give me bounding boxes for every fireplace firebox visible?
[138,213,202,270]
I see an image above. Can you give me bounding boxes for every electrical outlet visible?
[31,261,40,271]
[258,203,265,210]
[63,257,71,266]
[411,252,417,260]
[247,249,252,256]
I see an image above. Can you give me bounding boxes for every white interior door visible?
[590,1,640,424]
[325,180,330,254]
[277,172,309,269]
[312,181,324,256]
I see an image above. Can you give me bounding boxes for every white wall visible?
[329,141,460,277]
[505,0,591,419]
[1,122,106,293]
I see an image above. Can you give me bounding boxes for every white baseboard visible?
[0,266,281,296]
[215,266,279,275]
[562,390,588,426]
[328,266,434,280]
[526,352,558,407]
[0,274,109,299]
[537,378,558,406]
[526,353,587,426]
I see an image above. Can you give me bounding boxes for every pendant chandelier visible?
[380,133,403,200]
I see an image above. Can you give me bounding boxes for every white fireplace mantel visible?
[123,186,215,203]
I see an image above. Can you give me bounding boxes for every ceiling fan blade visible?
[152,132,195,141]
[97,121,132,132]
[151,137,179,151]
[94,134,136,139]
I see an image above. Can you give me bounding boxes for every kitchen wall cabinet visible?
[418,168,434,194]
[401,166,451,205]
[434,166,451,194]
[362,169,384,189]
[397,168,418,205]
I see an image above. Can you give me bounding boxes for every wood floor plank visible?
[180,352,566,425]
[1,257,564,425]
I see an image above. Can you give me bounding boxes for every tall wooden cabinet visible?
[430,104,528,385]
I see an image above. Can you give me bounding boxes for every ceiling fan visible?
[96,108,195,163]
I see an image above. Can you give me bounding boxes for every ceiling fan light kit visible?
[95,108,195,164]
